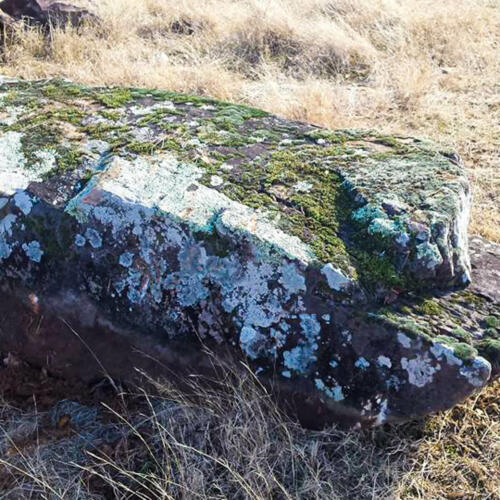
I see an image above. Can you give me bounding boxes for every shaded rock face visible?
[0,0,96,27]
[0,78,498,428]
[0,9,14,29]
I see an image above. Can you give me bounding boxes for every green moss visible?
[416,299,442,316]
[56,148,84,172]
[41,82,83,100]
[127,140,157,155]
[100,110,121,121]
[369,310,433,342]
[214,104,268,127]
[304,129,346,143]
[1,78,470,295]
[374,135,400,148]
[452,327,473,343]
[434,335,478,361]
[49,107,85,125]
[24,214,75,258]
[455,289,484,306]
[83,122,130,140]
[1,90,20,106]
[484,328,498,338]
[94,88,133,108]
[197,123,252,147]
[476,339,500,368]
[137,109,183,127]
[348,250,402,289]
[20,124,60,168]
[399,305,413,315]
[485,315,499,328]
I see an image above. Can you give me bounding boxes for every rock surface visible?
[0,0,97,27]
[0,78,498,428]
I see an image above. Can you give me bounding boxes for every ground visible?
[0,0,499,498]
[0,359,498,499]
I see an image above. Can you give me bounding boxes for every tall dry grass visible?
[0,0,499,239]
[0,364,498,499]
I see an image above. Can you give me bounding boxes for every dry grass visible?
[0,0,498,239]
[0,362,498,499]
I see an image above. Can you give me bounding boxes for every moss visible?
[476,339,500,368]
[434,335,478,361]
[304,129,346,143]
[94,88,133,108]
[399,305,413,315]
[348,250,402,289]
[456,290,484,306]
[484,328,499,338]
[83,122,130,140]
[0,90,20,107]
[485,315,499,329]
[41,81,83,100]
[369,310,433,342]
[452,327,473,343]
[127,140,157,155]
[214,104,268,127]
[374,135,400,148]
[81,169,94,183]
[56,148,84,173]
[100,110,121,121]
[24,214,75,258]
[137,109,183,127]
[1,78,470,295]
[141,88,218,106]
[19,123,60,168]
[417,299,442,316]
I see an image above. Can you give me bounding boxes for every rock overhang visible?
[0,77,497,428]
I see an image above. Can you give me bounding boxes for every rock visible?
[0,78,498,428]
[0,0,97,28]
[0,9,15,27]
[0,0,44,20]
[38,0,98,27]
[0,12,14,47]
[0,9,17,39]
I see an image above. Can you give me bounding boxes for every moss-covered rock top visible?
[0,78,471,294]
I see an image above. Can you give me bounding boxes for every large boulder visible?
[0,78,498,428]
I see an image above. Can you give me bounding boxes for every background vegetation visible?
[2,0,499,240]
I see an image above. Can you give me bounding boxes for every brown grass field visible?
[0,0,499,498]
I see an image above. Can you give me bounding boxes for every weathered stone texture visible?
[0,0,97,28]
[0,78,497,428]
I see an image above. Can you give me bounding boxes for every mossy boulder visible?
[0,77,497,428]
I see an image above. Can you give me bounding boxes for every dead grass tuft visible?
[0,360,498,499]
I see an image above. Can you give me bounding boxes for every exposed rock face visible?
[0,8,16,38]
[0,0,96,27]
[0,78,498,428]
